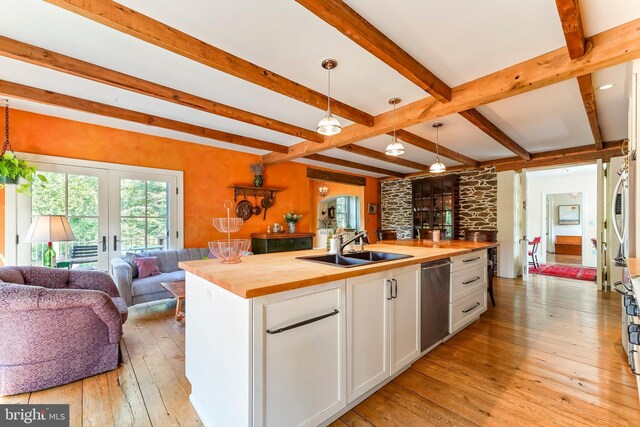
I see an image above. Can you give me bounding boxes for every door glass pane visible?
[119,178,170,252]
[30,171,100,269]
[32,172,66,216]
[120,179,145,217]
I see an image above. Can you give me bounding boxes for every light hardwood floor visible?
[2,275,638,426]
[546,253,583,266]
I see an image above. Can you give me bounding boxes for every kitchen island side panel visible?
[186,272,253,426]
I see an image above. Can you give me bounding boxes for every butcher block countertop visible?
[628,258,640,278]
[180,240,497,299]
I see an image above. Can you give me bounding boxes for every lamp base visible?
[43,243,57,268]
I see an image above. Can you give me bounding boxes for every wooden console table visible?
[554,235,582,255]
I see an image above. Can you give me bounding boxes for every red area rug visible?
[529,264,596,282]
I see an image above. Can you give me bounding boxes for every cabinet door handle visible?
[462,302,481,313]
[392,279,398,299]
[266,309,339,335]
[462,276,481,285]
[387,279,393,300]
[462,256,481,263]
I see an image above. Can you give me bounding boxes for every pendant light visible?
[429,123,446,173]
[318,181,329,197]
[317,59,342,136]
[385,97,404,156]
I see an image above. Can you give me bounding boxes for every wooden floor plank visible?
[28,380,83,427]
[82,374,115,427]
[106,340,152,427]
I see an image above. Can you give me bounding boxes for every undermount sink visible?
[297,251,413,268]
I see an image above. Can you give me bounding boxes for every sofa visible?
[0,266,127,396]
[111,248,210,306]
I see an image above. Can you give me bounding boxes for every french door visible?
[11,157,181,272]
[108,171,178,266]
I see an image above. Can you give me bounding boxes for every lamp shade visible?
[25,215,76,243]
[429,160,447,174]
[385,139,405,156]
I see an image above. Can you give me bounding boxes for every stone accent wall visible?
[457,168,498,236]
[381,167,497,239]
[380,179,413,239]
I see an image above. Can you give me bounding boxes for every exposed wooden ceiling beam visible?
[458,109,531,160]
[0,80,289,153]
[339,144,425,171]
[392,130,479,166]
[553,1,604,150]
[295,0,451,103]
[305,154,404,177]
[44,0,374,127]
[264,19,640,164]
[489,139,623,171]
[0,36,324,143]
[576,74,604,150]
[398,140,625,179]
[555,0,586,59]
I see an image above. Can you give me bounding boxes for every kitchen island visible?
[179,241,496,427]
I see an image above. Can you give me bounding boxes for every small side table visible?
[161,280,186,321]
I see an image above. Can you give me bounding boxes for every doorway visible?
[523,164,600,284]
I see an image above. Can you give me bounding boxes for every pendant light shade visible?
[317,112,342,136]
[317,59,341,136]
[385,139,405,156]
[430,122,446,174]
[385,97,404,156]
[429,161,446,173]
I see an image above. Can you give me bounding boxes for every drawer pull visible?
[387,279,394,300]
[462,302,481,313]
[392,279,398,299]
[266,309,339,335]
[462,276,481,285]
[462,257,481,263]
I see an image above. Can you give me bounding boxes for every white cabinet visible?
[346,271,389,402]
[253,282,346,427]
[389,266,421,375]
[346,265,420,402]
[449,250,488,334]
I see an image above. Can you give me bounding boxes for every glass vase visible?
[253,175,263,187]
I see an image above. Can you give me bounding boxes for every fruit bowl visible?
[212,217,244,233]
[208,239,251,264]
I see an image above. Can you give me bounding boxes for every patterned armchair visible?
[0,267,128,396]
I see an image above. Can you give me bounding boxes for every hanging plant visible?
[0,99,47,194]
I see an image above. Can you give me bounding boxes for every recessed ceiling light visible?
[597,83,615,90]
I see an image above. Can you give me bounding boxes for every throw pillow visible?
[134,257,161,279]
[123,252,140,278]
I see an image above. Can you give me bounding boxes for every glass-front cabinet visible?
[412,176,458,240]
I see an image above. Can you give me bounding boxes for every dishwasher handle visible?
[421,260,452,271]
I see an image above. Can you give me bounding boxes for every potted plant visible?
[0,100,47,194]
[250,162,265,187]
[283,211,302,234]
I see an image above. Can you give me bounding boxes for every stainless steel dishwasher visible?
[421,259,451,352]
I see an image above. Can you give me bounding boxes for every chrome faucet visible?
[339,230,369,255]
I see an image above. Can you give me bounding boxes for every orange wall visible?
[0,109,379,252]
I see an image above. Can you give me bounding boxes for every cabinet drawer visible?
[449,288,486,333]
[451,265,486,302]
[451,251,487,273]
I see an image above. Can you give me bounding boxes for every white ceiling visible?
[0,0,638,177]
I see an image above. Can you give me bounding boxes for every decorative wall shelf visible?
[230,185,280,202]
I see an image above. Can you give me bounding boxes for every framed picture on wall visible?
[368,203,377,214]
[558,204,580,225]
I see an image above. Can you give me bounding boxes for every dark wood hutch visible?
[411,175,460,239]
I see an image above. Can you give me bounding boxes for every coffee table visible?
[161,280,186,321]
